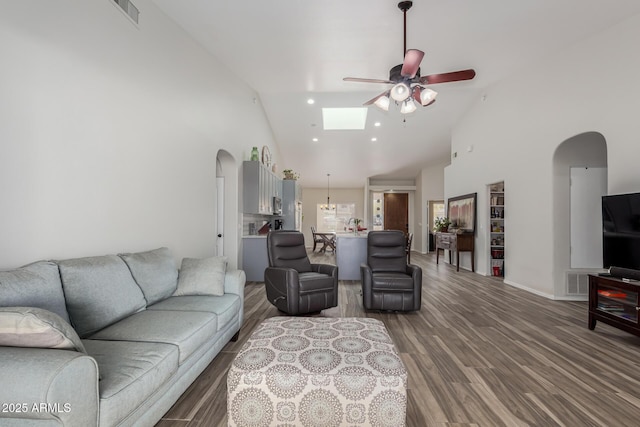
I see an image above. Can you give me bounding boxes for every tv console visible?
[589,274,640,337]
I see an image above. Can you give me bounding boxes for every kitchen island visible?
[335,233,368,280]
[242,235,268,281]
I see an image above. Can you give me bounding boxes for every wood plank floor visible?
[158,250,640,426]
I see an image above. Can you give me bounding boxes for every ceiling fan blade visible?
[363,91,390,106]
[343,77,395,84]
[420,69,476,85]
[400,49,424,78]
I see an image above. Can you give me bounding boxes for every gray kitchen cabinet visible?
[243,161,281,214]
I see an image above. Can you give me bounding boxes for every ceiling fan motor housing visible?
[390,64,420,82]
[398,1,413,12]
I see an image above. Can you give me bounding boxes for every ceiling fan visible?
[343,1,476,114]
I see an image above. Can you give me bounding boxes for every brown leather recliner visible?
[360,230,422,311]
[265,231,338,314]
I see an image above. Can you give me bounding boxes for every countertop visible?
[336,233,368,239]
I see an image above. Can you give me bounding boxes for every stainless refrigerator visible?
[282,180,302,231]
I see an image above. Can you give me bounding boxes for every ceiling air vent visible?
[112,0,139,24]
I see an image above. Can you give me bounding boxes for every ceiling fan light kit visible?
[343,1,475,115]
[390,83,411,102]
[418,87,438,106]
[400,98,417,114]
[374,95,390,111]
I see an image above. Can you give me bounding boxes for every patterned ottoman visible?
[227,317,407,427]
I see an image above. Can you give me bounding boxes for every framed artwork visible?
[448,192,477,233]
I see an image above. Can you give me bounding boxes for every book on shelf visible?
[598,303,625,312]
[597,289,628,299]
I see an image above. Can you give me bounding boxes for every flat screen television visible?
[602,192,640,270]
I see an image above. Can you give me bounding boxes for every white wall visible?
[446,13,640,297]
[415,163,447,253]
[0,0,278,268]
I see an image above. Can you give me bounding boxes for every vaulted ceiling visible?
[151,0,640,187]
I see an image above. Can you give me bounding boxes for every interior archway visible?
[552,132,607,299]
[216,150,239,269]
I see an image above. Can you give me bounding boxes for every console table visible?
[435,232,475,272]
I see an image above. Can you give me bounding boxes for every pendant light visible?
[326,173,331,207]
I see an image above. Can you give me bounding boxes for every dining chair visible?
[406,232,413,264]
[310,226,324,252]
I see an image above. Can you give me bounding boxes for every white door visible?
[216,177,224,256]
[570,167,607,268]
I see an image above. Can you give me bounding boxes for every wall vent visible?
[112,0,139,24]
[566,272,589,295]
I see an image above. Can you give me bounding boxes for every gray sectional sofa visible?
[0,247,245,427]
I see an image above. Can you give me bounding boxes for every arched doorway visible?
[216,150,239,269]
[552,132,607,299]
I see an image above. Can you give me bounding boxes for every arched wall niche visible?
[552,131,607,299]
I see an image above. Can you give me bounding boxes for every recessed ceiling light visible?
[307,98,315,105]
[371,137,377,142]
[374,122,381,127]
[312,138,318,142]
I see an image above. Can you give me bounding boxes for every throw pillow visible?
[174,257,227,296]
[0,306,86,354]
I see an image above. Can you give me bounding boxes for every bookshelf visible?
[489,182,505,277]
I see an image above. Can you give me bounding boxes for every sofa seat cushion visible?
[57,255,147,338]
[147,294,240,331]
[89,310,217,364]
[0,261,71,323]
[371,272,415,291]
[83,339,178,427]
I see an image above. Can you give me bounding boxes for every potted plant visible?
[282,169,299,180]
[346,218,364,234]
[434,217,451,233]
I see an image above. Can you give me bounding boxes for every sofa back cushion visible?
[58,255,146,338]
[0,261,71,324]
[119,247,178,305]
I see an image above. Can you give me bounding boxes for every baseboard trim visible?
[503,279,556,300]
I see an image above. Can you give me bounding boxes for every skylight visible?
[322,108,368,130]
